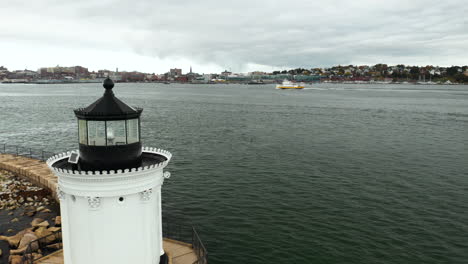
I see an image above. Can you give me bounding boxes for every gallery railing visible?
[0,143,56,161]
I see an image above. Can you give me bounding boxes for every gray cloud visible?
[0,0,467,72]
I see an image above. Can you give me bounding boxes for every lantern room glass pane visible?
[106,120,126,146]
[126,119,139,144]
[87,121,106,146]
[78,120,87,145]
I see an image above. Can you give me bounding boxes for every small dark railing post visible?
[2,143,5,154]
[16,146,18,156]
[192,226,195,247]
[29,148,32,158]
[42,150,45,161]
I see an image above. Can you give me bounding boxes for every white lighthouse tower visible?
[47,78,172,264]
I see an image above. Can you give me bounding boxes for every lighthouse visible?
[47,78,172,264]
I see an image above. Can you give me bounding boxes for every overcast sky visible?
[1,0,467,73]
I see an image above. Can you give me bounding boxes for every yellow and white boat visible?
[276,79,304,89]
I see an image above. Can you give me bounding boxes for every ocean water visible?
[0,82,467,264]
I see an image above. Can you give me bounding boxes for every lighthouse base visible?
[34,240,199,264]
[160,253,169,264]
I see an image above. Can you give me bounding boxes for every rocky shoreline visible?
[0,169,61,263]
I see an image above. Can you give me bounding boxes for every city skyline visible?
[1,62,468,75]
[1,0,467,73]
[2,63,467,84]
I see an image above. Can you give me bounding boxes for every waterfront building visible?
[293,74,322,82]
[97,69,112,78]
[169,68,182,77]
[109,70,123,82]
[121,71,146,82]
[37,65,90,79]
[190,74,212,83]
[187,66,197,82]
[249,71,267,76]
[220,70,232,77]
[47,78,173,264]
[225,74,250,82]
[72,66,89,78]
[175,75,189,82]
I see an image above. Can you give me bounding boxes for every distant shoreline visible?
[1,81,466,86]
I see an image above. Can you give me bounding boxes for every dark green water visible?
[1,83,467,264]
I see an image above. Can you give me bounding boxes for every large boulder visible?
[17,232,38,251]
[36,221,50,228]
[31,218,49,229]
[48,227,61,233]
[31,218,44,228]
[34,227,55,244]
[0,229,32,248]
[34,227,51,239]
[8,255,22,264]
[9,247,26,255]
[10,232,39,255]
[46,243,62,250]
[54,216,61,226]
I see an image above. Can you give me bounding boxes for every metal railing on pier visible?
[162,222,208,264]
[0,143,56,162]
[21,230,62,264]
[19,224,207,264]
[191,227,208,264]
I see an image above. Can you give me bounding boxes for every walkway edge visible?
[0,154,59,202]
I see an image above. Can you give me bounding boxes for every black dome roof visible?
[74,78,143,120]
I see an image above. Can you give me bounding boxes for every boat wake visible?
[303,87,328,90]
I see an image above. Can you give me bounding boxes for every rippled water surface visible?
[1,83,467,264]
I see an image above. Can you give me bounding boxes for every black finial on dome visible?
[103,77,114,90]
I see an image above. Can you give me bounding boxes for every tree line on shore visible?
[272,64,468,83]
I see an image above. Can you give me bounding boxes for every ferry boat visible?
[276,80,304,89]
[276,79,304,89]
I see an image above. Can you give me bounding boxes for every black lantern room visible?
[74,78,143,171]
